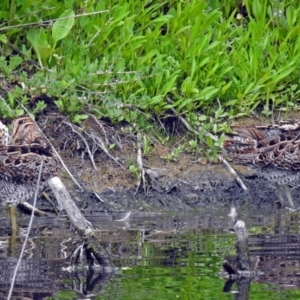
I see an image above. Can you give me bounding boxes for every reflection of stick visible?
[223,260,238,275]
[166,97,247,191]
[222,220,250,276]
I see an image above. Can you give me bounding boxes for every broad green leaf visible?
[27,28,39,50]
[243,82,256,95]
[198,57,210,68]
[176,98,193,111]
[219,66,233,76]
[162,74,178,95]
[197,86,219,100]
[148,96,163,106]
[221,81,232,94]
[27,28,53,67]
[173,25,192,37]
[272,65,296,84]
[52,9,75,44]
[204,40,220,52]
[0,34,7,43]
[198,115,207,121]
[152,15,173,23]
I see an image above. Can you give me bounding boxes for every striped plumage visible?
[0,121,9,145]
[223,120,300,207]
[0,117,59,229]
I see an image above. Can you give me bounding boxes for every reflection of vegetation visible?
[94,230,300,299]
[46,228,300,299]
[100,232,235,299]
[49,290,77,300]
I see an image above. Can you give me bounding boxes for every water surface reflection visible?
[1,205,300,299]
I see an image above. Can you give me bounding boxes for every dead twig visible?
[111,134,123,152]
[0,10,109,32]
[48,176,92,232]
[90,133,126,170]
[19,202,51,216]
[65,119,126,170]
[135,131,147,195]
[85,113,109,145]
[93,190,106,203]
[218,155,248,191]
[63,121,97,170]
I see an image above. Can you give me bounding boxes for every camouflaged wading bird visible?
[0,117,59,230]
[222,120,300,208]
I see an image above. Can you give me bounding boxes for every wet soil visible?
[21,112,300,216]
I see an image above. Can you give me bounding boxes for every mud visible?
[20,111,300,215]
[6,106,292,215]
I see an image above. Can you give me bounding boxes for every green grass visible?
[1,0,300,135]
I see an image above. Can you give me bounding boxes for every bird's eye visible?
[19,120,24,124]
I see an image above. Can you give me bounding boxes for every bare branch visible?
[135,132,147,195]
[218,155,247,191]
[48,176,93,233]
[19,202,51,216]
[63,121,97,170]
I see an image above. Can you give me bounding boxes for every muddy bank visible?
[62,163,293,213]
[20,112,300,215]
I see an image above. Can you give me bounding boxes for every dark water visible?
[1,205,300,299]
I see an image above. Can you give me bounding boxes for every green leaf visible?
[272,65,297,85]
[197,86,219,100]
[191,57,196,79]
[52,9,75,44]
[221,82,232,94]
[26,28,42,66]
[198,57,210,68]
[0,34,7,43]
[27,28,39,51]
[198,115,207,121]
[27,27,53,67]
[162,74,178,95]
[176,98,193,111]
[206,135,214,147]
[72,114,88,123]
[9,56,23,70]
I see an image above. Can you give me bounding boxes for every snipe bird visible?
[223,120,300,208]
[0,117,59,230]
